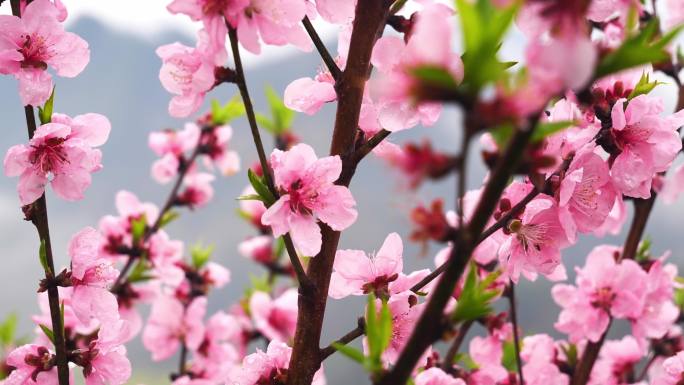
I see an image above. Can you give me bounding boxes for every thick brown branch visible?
[286,2,391,385]
[376,121,537,385]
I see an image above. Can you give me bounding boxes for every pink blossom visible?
[225,0,312,54]
[469,324,511,384]
[661,163,684,204]
[192,311,241,381]
[630,259,679,345]
[149,123,201,158]
[284,77,337,115]
[370,2,463,132]
[329,232,428,299]
[2,344,59,385]
[231,340,325,385]
[142,296,206,361]
[664,0,684,29]
[371,291,426,365]
[558,151,617,241]
[238,235,274,264]
[521,334,569,385]
[414,367,465,385]
[238,185,267,229]
[608,96,684,198]
[156,30,220,118]
[4,113,110,205]
[498,196,569,282]
[0,0,89,106]
[166,0,241,60]
[588,336,644,385]
[261,143,357,256]
[68,227,121,328]
[651,351,684,385]
[553,245,648,343]
[176,172,215,209]
[314,0,356,24]
[200,124,240,175]
[249,288,298,342]
[81,324,132,385]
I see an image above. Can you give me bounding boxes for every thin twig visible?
[302,16,342,81]
[320,318,366,360]
[507,283,525,385]
[441,320,473,371]
[227,24,311,289]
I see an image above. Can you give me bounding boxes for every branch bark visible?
[376,120,537,385]
[286,2,391,384]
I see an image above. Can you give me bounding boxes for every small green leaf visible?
[38,87,56,124]
[265,86,295,134]
[410,66,460,90]
[531,120,574,143]
[635,236,652,262]
[490,124,514,149]
[0,313,18,345]
[596,21,684,78]
[255,113,276,133]
[191,242,214,269]
[273,237,286,259]
[130,215,147,245]
[332,342,366,364]
[377,299,393,355]
[159,210,180,228]
[211,96,245,125]
[561,343,578,367]
[452,264,501,322]
[39,324,54,344]
[365,293,379,360]
[501,340,521,372]
[236,194,266,202]
[38,240,50,274]
[127,257,153,283]
[456,0,520,92]
[628,72,664,100]
[247,169,276,206]
[454,352,479,369]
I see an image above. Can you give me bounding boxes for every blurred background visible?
[0,1,683,384]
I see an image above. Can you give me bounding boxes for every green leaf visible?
[456,0,520,92]
[255,113,276,133]
[628,72,664,100]
[236,194,266,202]
[490,124,514,149]
[635,236,652,262]
[191,242,215,269]
[332,342,366,364]
[501,340,520,372]
[130,215,147,245]
[247,168,276,206]
[410,66,460,90]
[365,293,379,360]
[211,96,245,125]
[377,299,393,355]
[454,352,479,369]
[596,21,684,78]
[0,313,18,346]
[561,343,578,367]
[273,237,286,259]
[127,257,154,283]
[531,120,574,143]
[265,86,295,134]
[452,264,502,322]
[38,240,50,274]
[39,324,54,344]
[38,87,56,124]
[159,210,180,228]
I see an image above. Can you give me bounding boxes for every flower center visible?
[591,287,615,310]
[286,179,314,215]
[19,34,50,70]
[30,137,68,175]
